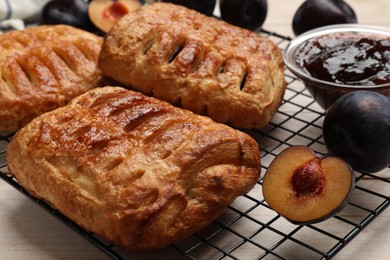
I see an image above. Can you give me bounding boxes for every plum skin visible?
[161,0,216,16]
[292,0,357,36]
[220,0,268,31]
[323,91,390,173]
[41,0,97,33]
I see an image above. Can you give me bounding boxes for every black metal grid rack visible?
[0,29,389,260]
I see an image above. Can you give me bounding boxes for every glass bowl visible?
[283,24,390,110]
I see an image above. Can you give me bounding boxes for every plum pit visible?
[291,159,325,198]
[103,2,129,21]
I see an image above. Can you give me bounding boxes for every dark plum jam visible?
[296,33,390,86]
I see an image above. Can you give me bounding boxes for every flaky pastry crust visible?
[7,86,260,251]
[0,25,103,132]
[99,2,286,129]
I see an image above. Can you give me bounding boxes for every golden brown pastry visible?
[7,86,260,251]
[99,2,286,129]
[0,25,103,132]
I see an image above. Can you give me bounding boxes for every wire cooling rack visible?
[0,28,389,260]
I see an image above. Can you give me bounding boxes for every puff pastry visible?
[99,2,286,129]
[0,25,103,132]
[7,86,260,251]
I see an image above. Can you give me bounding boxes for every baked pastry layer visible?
[99,2,286,129]
[0,25,103,132]
[7,86,260,251]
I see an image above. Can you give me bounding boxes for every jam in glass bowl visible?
[283,24,390,109]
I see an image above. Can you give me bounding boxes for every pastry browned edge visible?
[7,86,261,251]
[99,2,286,130]
[0,25,103,132]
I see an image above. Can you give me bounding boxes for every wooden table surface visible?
[1,1,389,259]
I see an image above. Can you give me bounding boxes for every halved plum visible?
[262,146,354,225]
[88,0,143,33]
